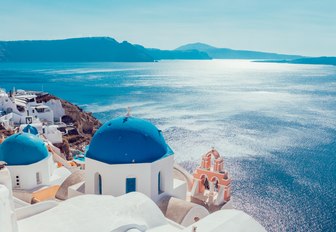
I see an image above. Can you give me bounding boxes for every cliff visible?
[36,94,101,159]
[0,37,154,62]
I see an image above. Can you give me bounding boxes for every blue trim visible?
[158,172,161,194]
[22,125,39,135]
[98,174,102,194]
[126,178,136,193]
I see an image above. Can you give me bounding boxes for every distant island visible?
[176,42,303,60]
[257,57,336,66]
[0,37,335,63]
[135,45,211,60]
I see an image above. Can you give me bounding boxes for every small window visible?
[98,174,102,194]
[95,173,102,195]
[126,178,136,193]
[36,172,42,184]
[158,172,163,194]
[15,176,20,188]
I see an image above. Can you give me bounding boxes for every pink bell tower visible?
[190,148,231,210]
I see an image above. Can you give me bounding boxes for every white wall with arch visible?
[85,155,175,201]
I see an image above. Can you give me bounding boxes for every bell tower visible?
[190,148,231,211]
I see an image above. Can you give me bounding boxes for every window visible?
[126,178,136,193]
[36,172,41,184]
[98,174,102,194]
[158,172,163,194]
[95,173,102,194]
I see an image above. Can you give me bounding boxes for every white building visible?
[44,99,65,121]
[0,89,60,126]
[85,116,186,201]
[0,165,266,232]
[0,132,70,190]
[0,115,266,232]
[19,124,63,144]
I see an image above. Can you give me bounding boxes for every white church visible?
[0,132,70,190]
[84,116,186,201]
[0,115,266,232]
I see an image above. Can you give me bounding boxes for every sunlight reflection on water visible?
[1,60,335,231]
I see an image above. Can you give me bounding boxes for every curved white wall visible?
[6,155,54,190]
[85,155,174,201]
[0,185,18,232]
[180,205,210,227]
[0,167,18,232]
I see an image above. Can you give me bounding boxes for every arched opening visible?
[211,176,219,192]
[126,178,136,193]
[204,178,210,190]
[94,173,102,194]
[158,172,163,194]
[200,174,210,190]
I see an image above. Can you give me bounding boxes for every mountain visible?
[135,45,211,60]
[0,38,309,62]
[0,37,154,62]
[260,57,336,66]
[176,42,303,60]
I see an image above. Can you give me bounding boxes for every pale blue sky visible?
[0,0,335,56]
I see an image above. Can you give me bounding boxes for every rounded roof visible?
[86,116,173,164]
[22,124,39,135]
[0,133,49,166]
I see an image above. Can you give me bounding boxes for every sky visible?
[0,0,335,56]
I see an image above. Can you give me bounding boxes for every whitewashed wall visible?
[85,155,175,201]
[6,156,52,190]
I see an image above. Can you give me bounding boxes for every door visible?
[126,178,136,193]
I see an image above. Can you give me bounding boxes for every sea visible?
[0,60,335,231]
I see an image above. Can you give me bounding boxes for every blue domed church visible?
[85,116,186,201]
[0,132,70,190]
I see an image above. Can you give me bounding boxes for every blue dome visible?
[0,133,49,166]
[22,125,39,135]
[86,116,173,164]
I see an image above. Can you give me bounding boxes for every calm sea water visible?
[1,60,335,231]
